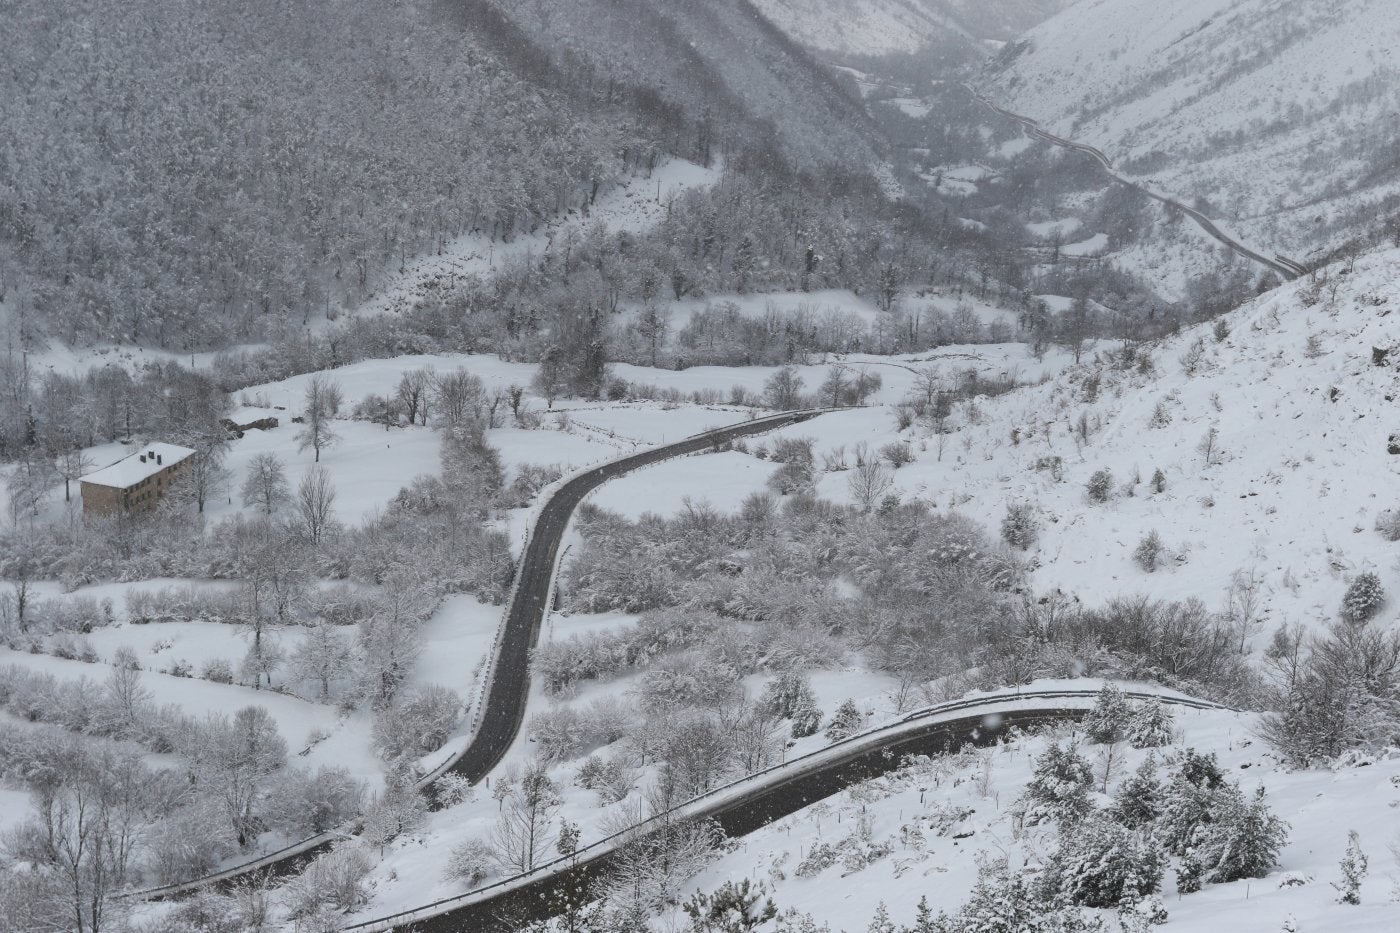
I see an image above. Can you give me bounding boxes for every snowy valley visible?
[1,1,1399,933]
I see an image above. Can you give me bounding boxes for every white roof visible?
[80,443,195,490]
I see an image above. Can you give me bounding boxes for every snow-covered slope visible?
[749,0,1077,56]
[989,0,1400,263]
[681,701,1400,932]
[749,246,1400,645]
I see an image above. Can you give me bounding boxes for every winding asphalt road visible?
[345,689,1226,932]
[965,86,1305,282]
[132,408,824,901]
[435,408,826,790]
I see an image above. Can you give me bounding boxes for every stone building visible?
[79,443,196,516]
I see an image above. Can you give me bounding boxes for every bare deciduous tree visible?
[290,620,354,700]
[847,458,892,512]
[297,375,341,463]
[240,453,289,514]
[177,441,232,514]
[186,706,287,849]
[297,466,337,545]
[491,763,560,874]
[432,368,486,429]
[56,448,93,503]
[5,746,153,933]
[762,366,804,411]
[396,368,432,426]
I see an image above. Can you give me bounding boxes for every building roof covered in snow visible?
[80,443,196,489]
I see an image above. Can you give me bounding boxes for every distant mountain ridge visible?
[987,0,1400,262]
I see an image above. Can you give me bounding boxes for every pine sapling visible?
[1335,829,1367,904]
[825,699,863,742]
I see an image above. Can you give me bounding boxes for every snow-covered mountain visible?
[749,0,1078,57]
[988,0,1400,265]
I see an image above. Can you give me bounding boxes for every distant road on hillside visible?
[966,86,1304,282]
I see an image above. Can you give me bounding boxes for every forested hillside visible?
[0,0,884,351]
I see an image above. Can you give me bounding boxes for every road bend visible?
[346,689,1226,932]
[132,408,824,902]
[965,86,1303,282]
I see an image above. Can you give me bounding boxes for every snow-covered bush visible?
[530,705,583,762]
[1001,502,1039,550]
[1083,684,1133,744]
[759,671,823,738]
[1262,619,1400,762]
[1179,337,1207,375]
[683,879,777,932]
[1133,531,1165,572]
[639,653,744,712]
[1156,747,1288,892]
[1126,700,1175,749]
[926,802,976,837]
[372,685,461,762]
[840,838,893,874]
[1156,749,1226,853]
[947,855,1096,933]
[1020,743,1093,826]
[795,841,840,878]
[768,458,815,496]
[576,754,631,804]
[1047,816,1166,908]
[445,838,495,886]
[269,766,365,836]
[880,441,914,468]
[1086,468,1114,503]
[1375,509,1400,542]
[1112,756,1163,829]
[1340,572,1385,623]
[1334,830,1367,904]
[770,437,815,465]
[282,843,373,919]
[201,658,234,684]
[1176,784,1288,891]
